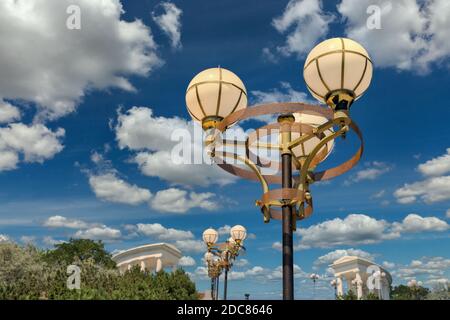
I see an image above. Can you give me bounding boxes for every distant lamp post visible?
[330,279,338,299]
[310,273,320,299]
[204,251,217,300]
[186,38,372,300]
[407,279,423,300]
[203,225,247,300]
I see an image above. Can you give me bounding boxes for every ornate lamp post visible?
[204,251,218,300]
[330,279,338,299]
[186,38,372,300]
[309,273,320,299]
[203,225,247,300]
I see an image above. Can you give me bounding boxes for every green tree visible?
[43,238,116,269]
[391,284,430,300]
[0,241,198,300]
[337,290,358,300]
[426,284,450,300]
[365,292,380,300]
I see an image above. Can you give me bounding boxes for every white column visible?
[355,273,363,299]
[336,277,344,296]
[156,258,162,272]
[127,264,132,271]
[140,260,146,272]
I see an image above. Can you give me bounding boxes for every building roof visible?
[112,242,182,262]
[330,255,393,283]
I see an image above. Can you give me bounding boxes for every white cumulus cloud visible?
[395,175,450,204]
[0,0,161,121]
[395,148,450,204]
[0,101,21,124]
[152,2,183,49]
[283,213,449,250]
[270,0,333,57]
[115,106,236,187]
[391,214,449,233]
[338,0,427,71]
[345,161,392,185]
[136,223,194,241]
[314,249,375,267]
[150,188,218,213]
[43,215,98,229]
[269,0,450,72]
[418,148,450,177]
[296,214,396,249]
[0,123,64,171]
[174,239,206,254]
[74,226,122,241]
[178,256,196,267]
[89,172,152,205]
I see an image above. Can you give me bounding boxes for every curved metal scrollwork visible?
[207,103,364,226]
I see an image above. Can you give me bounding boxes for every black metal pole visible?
[282,152,294,300]
[279,114,295,301]
[216,276,220,300]
[211,277,215,300]
[223,268,228,300]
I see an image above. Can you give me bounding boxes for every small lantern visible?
[230,225,247,243]
[202,228,218,245]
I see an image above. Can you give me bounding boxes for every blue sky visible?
[0,0,449,299]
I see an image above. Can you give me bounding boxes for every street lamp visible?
[186,37,372,300]
[330,279,338,299]
[202,228,219,246]
[202,225,246,300]
[309,273,320,299]
[230,225,247,245]
[204,251,218,299]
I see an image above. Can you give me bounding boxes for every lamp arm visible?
[210,151,269,194]
[287,122,329,151]
[298,118,350,191]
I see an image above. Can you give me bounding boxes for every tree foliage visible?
[338,289,358,300]
[391,284,430,300]
[43,238,116,268]
[0,240,198,300]
[365,292,380,300]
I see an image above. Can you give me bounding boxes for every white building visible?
[112,243,182,273]
[330,256,392,300]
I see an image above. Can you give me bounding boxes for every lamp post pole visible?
[279,114,295,300]
[211,277,215,300]
[223,267,228,300]
[216,276,220,300]
[223,250,229,300]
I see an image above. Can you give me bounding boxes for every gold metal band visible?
[207,102,363,224]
